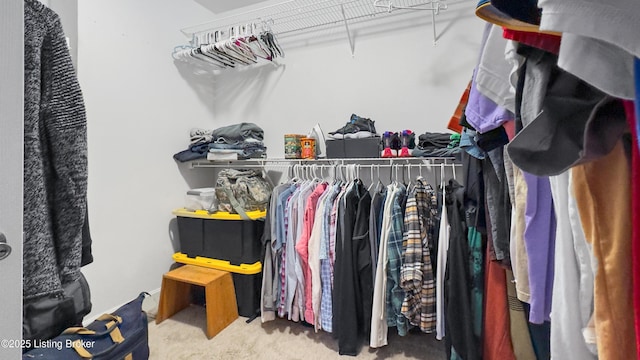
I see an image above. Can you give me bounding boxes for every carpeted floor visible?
[148,305,446,359]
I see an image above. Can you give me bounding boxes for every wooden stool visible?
[156,265,238,339]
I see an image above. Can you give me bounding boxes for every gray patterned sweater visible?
[24,0,88,300]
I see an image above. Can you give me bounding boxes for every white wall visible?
[77,0,219,318]
[178,1,485,158]
[79,0,484,317]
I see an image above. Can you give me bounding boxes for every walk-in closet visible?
[2,0,639,359]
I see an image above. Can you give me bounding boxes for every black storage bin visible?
[202,218,264,265]
[173,209,265,318]
[189,270,261,318]
[174,209,265,265]
[178,217,205,260]
[232,272,262,318]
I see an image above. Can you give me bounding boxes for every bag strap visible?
[72,340,94,359]
[223,188,250,220]
[62,314,122,337]
[72,339,120,359]
[63,327,96,335]
[96,314,123,323]
[71,322,126,359]
[105,320,125,343]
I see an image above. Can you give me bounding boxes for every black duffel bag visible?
[23,292,150,360]
[23,272,92,344]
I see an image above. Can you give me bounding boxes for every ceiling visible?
[195,0,267,14]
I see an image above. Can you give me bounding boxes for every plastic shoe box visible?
[184,187,217,212]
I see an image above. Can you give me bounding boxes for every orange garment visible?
[622,100,640,358]
[483,245,516,360]
[572,140,637,360]
[447,81,472,134]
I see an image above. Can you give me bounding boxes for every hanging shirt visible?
[369,184,385,284]
[334,181,373,356]
[386,184,407,336]
[483,147,512,265]
[276,185,296,317]
[572,140,637,359]
[625,100,640,357]
[285,185,302,320]
[512,166,531,303]
[445,179,481,360]
[506,269,537,360]
[319,183,340,332]
[261,197,275,323]
[296,182,327,326]
[293,182,316,321]
[400,179,437,333]
[549,171,596,360]
[522,172,556,324]
[482,228,515,360]
[353,185,374,341]
[370,184,398,348]
[435,183,451,340]
[467,225,484,339]
[310,184,333,332]
[321,184,346,331]
[262,183,290,323]
[333,182,351,351]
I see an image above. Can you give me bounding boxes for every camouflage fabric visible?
[215,169,272,213]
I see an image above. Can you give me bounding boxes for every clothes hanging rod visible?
[284,163,463,168]
[190,157,461,169]
[196,157,459,162]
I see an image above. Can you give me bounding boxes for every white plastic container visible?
[184,187,217,212]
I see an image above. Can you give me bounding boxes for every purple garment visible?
[465,72,515,134]
[522,172,556,324]
[464,25,514,134]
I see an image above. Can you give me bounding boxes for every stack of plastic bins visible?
[172,208,265,318]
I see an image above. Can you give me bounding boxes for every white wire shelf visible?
[180,0,447,47]
[189,156,461,169]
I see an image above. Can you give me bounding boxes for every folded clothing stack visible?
[173,122,267,162]
[328,114,378,139]
[411,132,461,158]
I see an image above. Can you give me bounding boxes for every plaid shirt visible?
[274,186,294,312]
[276,188,296,317]
[320,184,340,332]
[400,179,437,333]
[386,184,408,336]
[320,184,345,331]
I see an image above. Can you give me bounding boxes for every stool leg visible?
[156,277,192,324]
[204,273,238,339]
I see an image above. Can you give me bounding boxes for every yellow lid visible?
[173,253,262,274]
[173,208,266,220]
